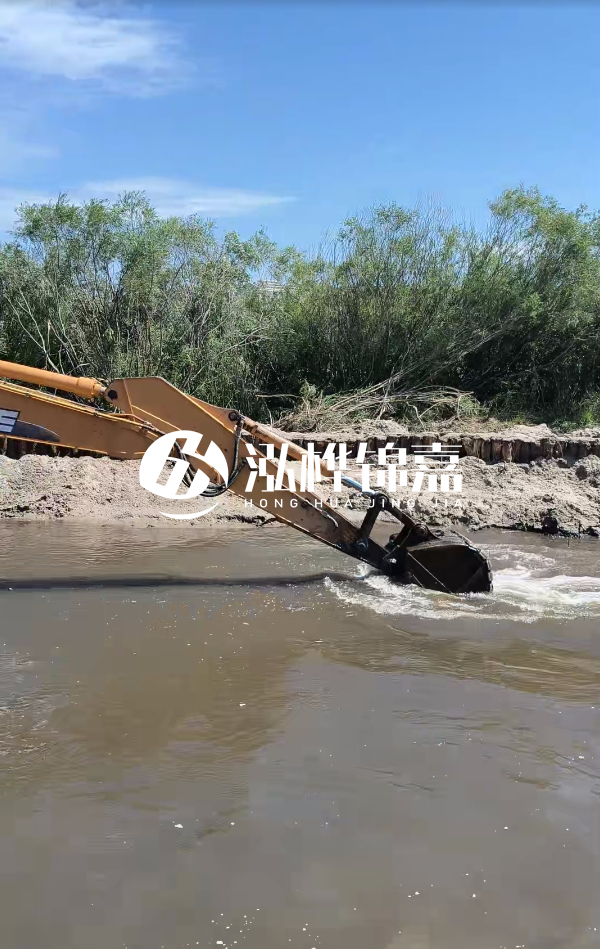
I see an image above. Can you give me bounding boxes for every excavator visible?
[0,359,492,594]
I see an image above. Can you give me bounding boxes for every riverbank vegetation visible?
[1,186,598,428]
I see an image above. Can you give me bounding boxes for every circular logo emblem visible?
[139,430,229,520]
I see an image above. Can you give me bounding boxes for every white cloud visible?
[0,0,192,96]
[0,179,294,231]
[79,177,294,217]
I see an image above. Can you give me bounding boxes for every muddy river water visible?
[0,523,599,949]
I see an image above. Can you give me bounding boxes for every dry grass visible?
[276,375,484,432]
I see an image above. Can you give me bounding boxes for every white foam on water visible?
[490,567,600,618]
[326,544,600,623]
[482,544,556,569]
[325,571,482,621]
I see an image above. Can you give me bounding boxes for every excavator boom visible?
[0,359,492,594]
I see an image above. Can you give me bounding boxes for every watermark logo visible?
[139,430,229,520]
[242,440,462,494]
[139,435,463,518]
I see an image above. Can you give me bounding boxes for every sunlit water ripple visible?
[326,544,600,622]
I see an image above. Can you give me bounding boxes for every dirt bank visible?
[1,435,599,537]
[289,422,600,464]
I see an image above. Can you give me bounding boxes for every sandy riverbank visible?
[1,423,599,537]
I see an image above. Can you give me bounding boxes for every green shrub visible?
[1,186,599,427]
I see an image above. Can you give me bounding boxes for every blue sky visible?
[0,1,598,250]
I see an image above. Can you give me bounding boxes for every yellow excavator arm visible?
[0,359,492,594]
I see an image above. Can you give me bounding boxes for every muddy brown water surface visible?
[1,524,599,949]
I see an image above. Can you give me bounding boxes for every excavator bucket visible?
[382,528,492,594]
[339,479,492,594]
